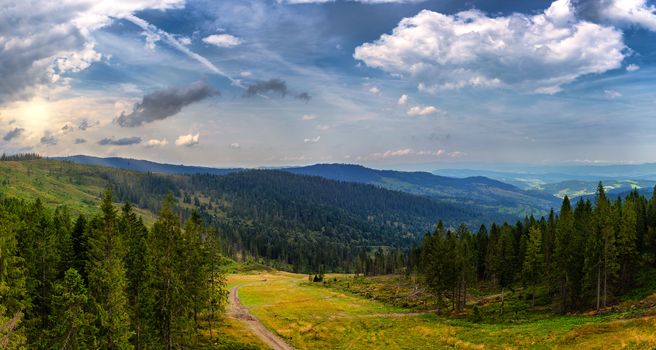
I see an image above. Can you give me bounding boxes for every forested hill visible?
[287,163,559,216]
[0,158,502,272]
[55,156,559,217]
[53,154,241,176]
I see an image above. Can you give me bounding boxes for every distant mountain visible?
[434,165,656,199]
[287,164,560,217]
[53,155,241,176]
[55,156,560,217]
[434,164,656,191]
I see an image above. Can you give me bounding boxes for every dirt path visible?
[228,285,294,350]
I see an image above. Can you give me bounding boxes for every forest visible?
[407,184,656,314]
[0,189,227,349]
[2,157,488,273]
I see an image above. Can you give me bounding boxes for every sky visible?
[1,0,656,170]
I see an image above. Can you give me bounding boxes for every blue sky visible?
[1,0,655,170]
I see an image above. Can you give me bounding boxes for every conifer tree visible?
[47,268,96,350]
[0,203,27,349]
[87,190,133,349]
[70,215,89,282]
[617,195,638,291]
[554,196,575,313]
[120,203,155,349]
[149,194,192,349]
[522,226,543,307]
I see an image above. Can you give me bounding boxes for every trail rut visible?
[228,285,294,350]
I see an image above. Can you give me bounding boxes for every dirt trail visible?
[228,284,294,350]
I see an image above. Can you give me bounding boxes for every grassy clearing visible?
[0,159,157,224]
[227,271,656,349]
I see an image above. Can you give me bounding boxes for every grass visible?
[226,271,656,349]
[0,159,157,224]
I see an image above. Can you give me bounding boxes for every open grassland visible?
[225,271,656,349]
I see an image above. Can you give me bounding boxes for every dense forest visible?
[1,157,495,272]
[407,184,656,314]
[0,190,227,349]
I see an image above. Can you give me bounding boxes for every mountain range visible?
[55,155,561,217]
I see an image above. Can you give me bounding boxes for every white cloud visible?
[302,114,317,121]
[145,138,168,147]
[0,0,184,105]
[229,142,241,149]
[604,89,622,99]
[361,148,460,161]
[417,149,445,156]
[397,94,408,105]
[382,148,412,157]
[175,133,200,147]
[303,136,321,143]
[368,86,381,95]
[240,71,253,77]
[626,64,640,72]
[202,34,242,48]
[316,124,330,130]
[407,105,439,117]
[354,0,625,94]
[585,0,656,31]
[142,31,161,49]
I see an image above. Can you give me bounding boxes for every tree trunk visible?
[603,264,608,308]
[596,264,601,311]
[500,287,505,316]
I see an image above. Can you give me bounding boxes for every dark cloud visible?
[244,79,288,97]
[98,137,142,146]
[40,132,58,145]
[244,78,311,102]
[116,80,219,127]
[3,128,24,141]
[78,119,98,131]
[295,92,311,103]
[74,138,86,144]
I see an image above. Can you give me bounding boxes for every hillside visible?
[0,158,493,272]
[53,154,241,176]
[287,163,559,216]
[55,156,558,217]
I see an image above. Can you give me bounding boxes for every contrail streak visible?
[124,14,245,89]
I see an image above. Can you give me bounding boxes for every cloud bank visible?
[354,0,626,94]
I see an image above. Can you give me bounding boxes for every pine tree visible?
[617,195,638,291]
[47,269,96,350]
[87,190,133,349]
[149,194,191,349]
[0,203,27,349]
[19,199,60,347]
[120,203,155,349]
[70,215,89,282]
[554,196,575,313]
[496,225,515,315]
[522,226,543,307]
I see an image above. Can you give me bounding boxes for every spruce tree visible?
[0,203,27,349]
[87,190,133,349]
[47,268,96,350]
[522,226,543,307]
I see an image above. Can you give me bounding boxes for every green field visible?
[0,159,167,224]
[224,272,656,349]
